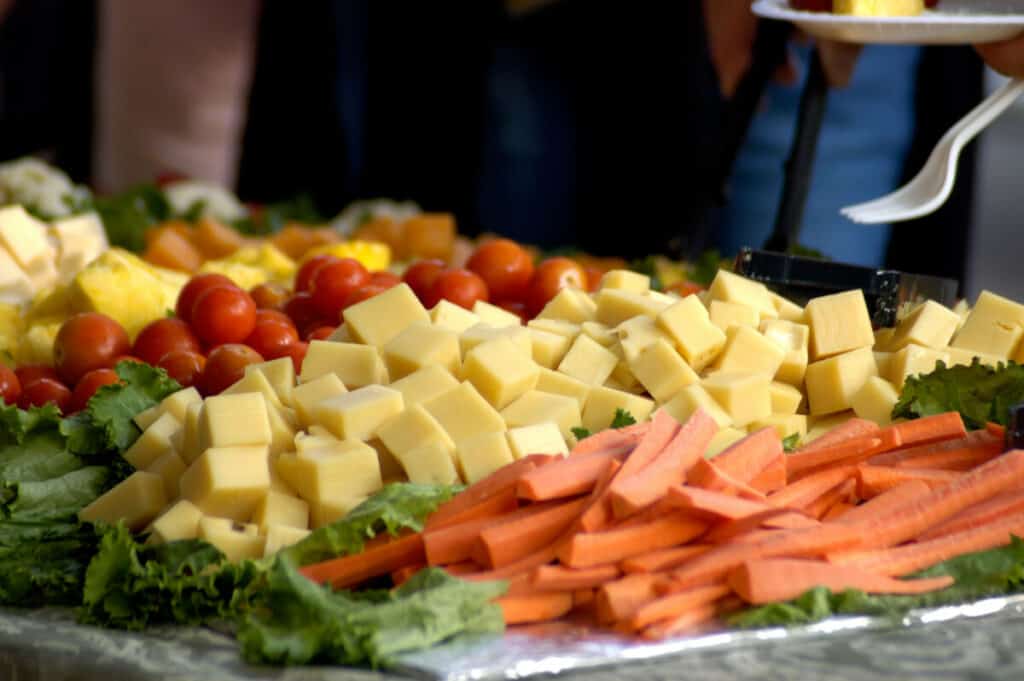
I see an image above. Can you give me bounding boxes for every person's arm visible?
[976,33,1024,78]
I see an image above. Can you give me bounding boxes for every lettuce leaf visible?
[0,520,100,606]
[1,466,109,522]
[893,359,1024,430]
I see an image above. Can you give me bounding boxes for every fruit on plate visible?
[792,0,935,13]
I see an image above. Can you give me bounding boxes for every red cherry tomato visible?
[69,368,121,413]
[244,320,299,360]
[283,292,322,335]
[175,273,237,324]
[197,344,263,396]
[342,283,389,310]
[525,257,587,317]
[307,326,336,341]
[190,286,258,346]
[583,266,604,293]
[466,238,534,302]
[402,259,446,306]
[157,350,206,389]
[430,269,489,310]
[370,271,401,289]
[666,281,705,297]
[131,318,202,366]
[18,378,72,413]
[310,258,371,320]
[53,312,131,386]
[255,308,297,330]
[249,282,290,311]
[15,365,58,387]
[107,355,144,368]
[283,340,308,374]
[0,364,20,406]
[294,254,341,294]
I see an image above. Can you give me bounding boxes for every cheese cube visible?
[389,364,460,406]
[383,323,461,381]
[701,372,771,428]
[705,427,748,459]
[657,295,726,371]
[528,328,572,369]
[454,431,515,484]
[295,433,339,458]
[595,288,669,327]
[769,381,804,415]
[951,290,1024,358]
[0,206,52,274]
[459,324,532,358]
[616,315,671,362]
[158,387,203,423]
[180,401,203,464]
[806,411,856,443]
[145,449,186,499]
[558,334,619,386]
[748,414,807,440]
[179,445,271,521]
[223,369,286,413]
[365,434,404,485]
[581,386,654,433]
[768,291,805,323]
[886,300,960,351]
[473,300,522,327]
[313,385,404,441]
[874,327,896,352]
[124,412,181,469]
[0,246,34,306]
[851,376,900,426]
[291,373,348,428]
[535,368,591,410]
[247,358,295,407]
[431,299,482,334]
[804,347,878,416]
[627,339,699,403]
[712,325,786,377]
[79,471,167,530]
[275,441,382,505]
[948,347,1003,368]
[760,319,810,386]
[422,382,506,442]
[874,351,893,379]
[463,337,540,409]
[199,393,272,450]
[506,422,568,459]
[133,405,161,431]
[148,500,203,543]
[251,490,309,532]
[580,321,616,347]
[709,300,759,332]
[528,318,582,339]
[599,269,650,293]
[805,290,875,360]
[198,518,265,562]
[393,440,460,485]
[378,404,455,459]
[263,524,311,557]
[501,390,582,441]
[266,401,297,456]
[536,286,597,324]
[310,495,368,529]
[607,342,643,393]
[300,340,389,387]
[342,283,429,347]
[327,324,353,343]
[709,270,776,320]
[887,344,950,389]
[660,384,733,428]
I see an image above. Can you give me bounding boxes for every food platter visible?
[752,0,1024,44]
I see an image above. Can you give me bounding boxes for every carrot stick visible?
[856,465,960,500]
[390,563,424,586]
[531,564,621,591]
[917,489,1024,541]
[785,436,885,478]
[299,533,425,589]
[427,456,542,530]
[987,422,1006,440]
[621,544,712,574]
[835,480,931,525]
[701,508,818,544]
[498,591,575,625]
[687,458,768,501]
[889,412,967,448]
[424,500,566,566]
[640,602,719,640]
[427,485,520,532]
[569,421,650,457]
[797,418,880,452]
[595,573,664,623]
[728,558,954,605]
[803,478,857,520]
[516,447,630,502]
[473,496,589,569]
[873,434,1003,472]
[559,513,707,569]
[575,458,624,532]
[462,543,561,583]
[822,501,855,522]
[442,561,482,576]
[767,465,858,510]
[626,583,730,630]
[713,427,784,484]
[749,454,787,494]
[870,430,999,466]
[667,485,777,520]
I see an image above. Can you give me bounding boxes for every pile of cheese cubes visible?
[78,267,1011,562]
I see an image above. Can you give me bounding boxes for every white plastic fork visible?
[841,77,1024,225]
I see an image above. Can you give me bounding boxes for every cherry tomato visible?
[244,320,299,360]
[283,340,308,374]
[197,344,263,396]
[370,271,401,289]
[430,269,489,310]
[15,365,58,387]
[310,258,371,319]
[18,378,72,413]
[107,355,144,368]
[583,266,604,293]
[69,368,120,413]
[255,309,297,330]
[342,283,389,310]
[0,364,20,406]
[294,254,341,294]
[53,313,131,386]
[466,238,534,302]
[525,257,587,317]
[666,281,705,298]
[190,286,258,346]
[307,326,336,341]
[402,259,446,306]
[249,282,290,311]
[132,318,202,366]
[175,273,237,324]
[284,292,323,335]
[157,350,206,389]
[497,300,529,324]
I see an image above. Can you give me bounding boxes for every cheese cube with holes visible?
[952,290,1024,357]
[263,524,311,557]
[389,364,460,407]
[760,319,810,386]
[223,369,286,413]
[455,431,515,484]
[247,358,295,407]
[251,490,309,532]
[701,372,771,428]
[422,382,506,442]
[628,339,699,403]
[431,299,481,334]
[581,386,654,433]
[657,295,726,371]
[313,385,404,441]
[768,291,805,323]
[310,494,369,529]
[580,321,616,346]
[600,269,650,293]
[180,401,203,464]
[705,427,748,459]
[748,414,807,440]
[888,300,960,351]
[198,518,265,562]
[595,288,669,327]
[805,290,874,360]
[537,287,597,323]
[274,440,382,504]
[179,445,271,521]
[709,271,776,320]
[383,323,461,380]
[199,393,272,450]
[459,324,532,358]
[535,368,591,410]
[528,328,572,369]
[712,325,786,377]
[393,440,459,485]
[851,376,900,426]
[557,334,619,385]
[300,340,388,388]
[528,318,582,339]
[158,387,203,423]
[769,381,803,415]
[145,449,186,499]
[342,283,429,347]
[506,422,568,460]
[473,300,522,327]
[124,412,181,469]
[377,403,455,459]
[463,337,540,409]
[804,347,878,415]
[709,300,759,332]
[291,373,347,428]
[501,390,582,440]
[616,315,670,362]
[887,344,950,390]
[148,500,203,543]
[79,471,167,531]
[659,384,733,428]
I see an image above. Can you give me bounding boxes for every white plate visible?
[752,0,1024,45]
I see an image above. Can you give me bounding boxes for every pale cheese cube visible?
[656,295,726,371]
[0,206,52,274]
[377,404,455,459]
[473,300,522,327]
[528,328,572,369]
[179,445,271,521]
[431,299,482,333]
[595,288,668,327]
[851,376,900,427]
[580,321,617,347]
[300,340,388,388]
[748,414,807,440]
[581,386,654,433]
[599,269,650,293]
[383,323,461,381]
[709,300,759,332]
[0,246,34,305]
[159,387,203,423]
[501,390,582,441]
[557,334,619,386]
[148,500,203,543]
[133,405,161,431]
[887,344,950,390]
[616,315,671,362]
[454,431,515,484]
[393,440,460,486]
[327,324,353,343]
[180,401,203,464]
[263,524,311,557]
[702,372,771,428]
[528,318,582,339]
[342,283,429,347]
[768,291,805,323]
[295,433,340,458]
[459,323,532,358]
[79,471,167,531]
[705,427,748,459]
[274,441,382,505]
[874,327,896,352]
[291,373,347,428]
[306,425,338,439]
[874,351,893,379]
[536,286,597,323]
[422,382,506,442]
[198,518,265,562]
[366,438,410,483]
[223,369,285,413]
[769,381,803,415]
[535,368,591,410]
[266,401,297,456]
[145,449,186,499]
[51,213,106,279]
[463,336,540,409]
[313,385,404,441]
[708,270,776,320]
[948,347,1003,368]
[607,343,643,394]
[712,325,786,377]
[951,290,1024,358]
[268,453,297,495]
[627,338,699,403]
[124,412,181,469]
[310,495,368,529]
[760,319,810,387]
[199,393,272,450]
[506,422,568,459]
[887,300,960,351]
[659,384,733,429]
[389,364,459,407]
[805,289,875,360]
[804,347,878,416]
[251,490,309,532]
[247,357,295,407]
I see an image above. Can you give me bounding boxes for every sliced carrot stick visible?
[299,533,425,589]
[797,418,880,452]
[987,422,1006,440]
[640,602,719,640]
[442,561,482,576]
[749,454,787,494]
[713,427,784,484]
[424,500,566,566]
[473,496,589,569]
[462,543,562,583]
[667,485,776,520]
[701,508,818,544]
[785,436,885,478]
[558,513,707,569]
[390,563,424,586]
[767,465,858,510]
[856,465,960,500]
[803,478,857,520]
[728,558,954,605]
[595,573,664,623]
[498,591,575,625]
[503,572,537,596]
[870,430,999,466]
[687,458,768,502]
[621,544,712,574]
[835,480,931,525]
[427,456,542,530]
[516,447,630,502]
[626,582,730,630]
[918,489,1024,541]
[532,564,621,591]
[821,501,855,522]
[573,588,596,607]
[426,485,520,532]
[569,421,650,457]
[575,458,623,532]
[889,412,967,448]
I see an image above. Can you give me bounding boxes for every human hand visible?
[976,33,1024,78]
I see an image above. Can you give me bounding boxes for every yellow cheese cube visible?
[656,295,726,371]
[199,393,272,451]
[0,206,54,277]
[948,347,1003,368]
[769,381,804,415]
[133,405,161,431]
[536,286,597,324]
[148,500,203,543]
[198,518,265,562]
[179,445,271,521]
[701,372,771,428]
[528,328,572,369]
[431,300,482,334]
[616,315,671,362]
[327,324,353,343]
[158,387,203,423]
[454,431,515,484]
[422,382,506,442]
[247,358,295,407]
[223,369,286,413]
[851,376,900,427]
[834,0,924,16]
[874,327,896,352]
[263,524,311,557]
[760,319,810,386]
[748,413,807,440]
[367,433,408,484]
[887,344,950,390]
[124,412,181,469]
[291,373,348,428]
[581,386,654,433]
[377,404,455,459]
[389,364,460,407]
[310,494,368,529]
[712,325,786,377]
[557,334,619,386]
[180,401,203,464]
[393,440,459,485]
[506,422,568,459]
[0,247,33,306]
[805,290,875,360]
[275,441,382,505]
[250,490,309,532]
[709,300,760,332]
[535,368,591,410]
[463,337,540,409]
[79,471,167,531]
[705,427,748,459]
[952,290,1024,358]
[595,288,669,327]
[501,390,582,441]
[709,270,776,320]
[580,321,616,347]
[804,347,878,416]
[459,324,532,358]
[313,385,404,441]
[874,351,893,379]
[342,283,429,347]
[300,340,389,388]
[265,400,297,456]
[627,338,699,403]
[608,344,643,394]
[888,300,960,351]
[528,318,582,339]
[768,291,805,323]
[659,384,733,428]
[806,411,856,443]
[145,449,186,499]
[599,269,650,293]
[473,300,522,327]
[295,433,339,458]
[383,323,461,381]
